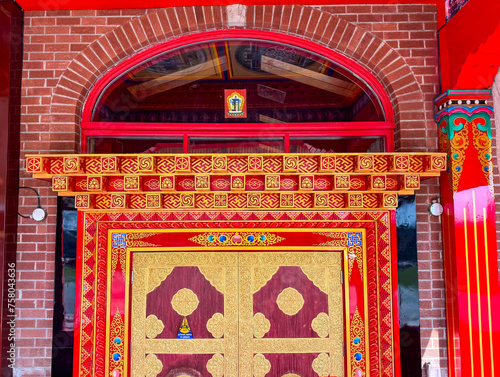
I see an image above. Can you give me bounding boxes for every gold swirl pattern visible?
[276,287,304,316]
[358,155,373,170]
[180,194,194,207]
[253,312,271,338]
[206,353,224,377]
[284,156,298,170]
[145,315,165,339]
[383,193,398,208]
[138,157,153,171]
[253,354,271,377]
[206,313,224,339]
[247,193,261,207]
[431,155,446,170]
[171,288,199,316]
[111,194,125,208]
[63,157,78,172]
[315,194,329,207]
[212,156,227,171]
[472,119,494,192]
[312,353,330,377]
[144,353,163,377]
[311,312,329,338]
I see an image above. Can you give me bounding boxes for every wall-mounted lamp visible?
[428,197,443,217]
[18,187,46,222]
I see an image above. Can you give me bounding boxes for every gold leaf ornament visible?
[206,353,224,377]
[206,313,224,339]
[253,312,271,338]
[253,353,271,377]
[312,353,330,377]
[171,288,200,316]
[276,287,304,316]
[144,353,163,377]
[311,312,329,338]
[145,315,165,339]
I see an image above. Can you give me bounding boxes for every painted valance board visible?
[25,153,444,377]
[26,153,445,210]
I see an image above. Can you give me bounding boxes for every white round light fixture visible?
[429,198,443,217]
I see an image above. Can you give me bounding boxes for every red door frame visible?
[80,30,396,153]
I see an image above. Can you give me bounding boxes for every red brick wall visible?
[16,5,445,377]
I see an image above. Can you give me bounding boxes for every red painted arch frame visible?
[81,30,396,153]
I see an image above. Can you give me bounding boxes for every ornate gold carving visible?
[206,353,224,377]
[171,288,199,316]
[280,193,294,207]
[311,312,329,338]
[253,267,279,293]
[334,175,350,189]
[314,193,329,208]
[265,175,280,190]
[301,266,327,293]
[212,156,227,172]
[198,267,225,293]
[189,232,284,248]
[195,175,210,191]
[283,155,298,172]
[144,353,163,377]
[247,193,261,207]
[253,354,271,377]
[253,313,271,338]
[145,315,165,339]
[160,175,174,190]
[276,287,304,316]
[312,353,330,377]
[148,268,173,293]
[124,175,140,190]
[206,313,224,339]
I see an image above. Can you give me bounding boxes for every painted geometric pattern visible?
[29,153,445,176]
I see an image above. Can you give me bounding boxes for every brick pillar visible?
[434,89,500,377]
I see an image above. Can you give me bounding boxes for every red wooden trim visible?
[82,30,394,123]
[73,211,85,377]
[81,121,395,131]
[390,209,402,377]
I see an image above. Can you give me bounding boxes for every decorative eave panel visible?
[26,153,446,210]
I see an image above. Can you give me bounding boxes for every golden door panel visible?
[131,251,343,377]
[131,252,239,377]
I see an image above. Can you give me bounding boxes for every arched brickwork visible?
[49,5,427,153]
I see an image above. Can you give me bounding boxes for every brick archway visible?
[50,5,427,152]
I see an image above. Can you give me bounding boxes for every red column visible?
[435,89,500,377]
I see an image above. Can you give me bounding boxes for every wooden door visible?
[131,251,343,377]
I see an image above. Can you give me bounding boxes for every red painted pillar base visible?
[435,90,500,377]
